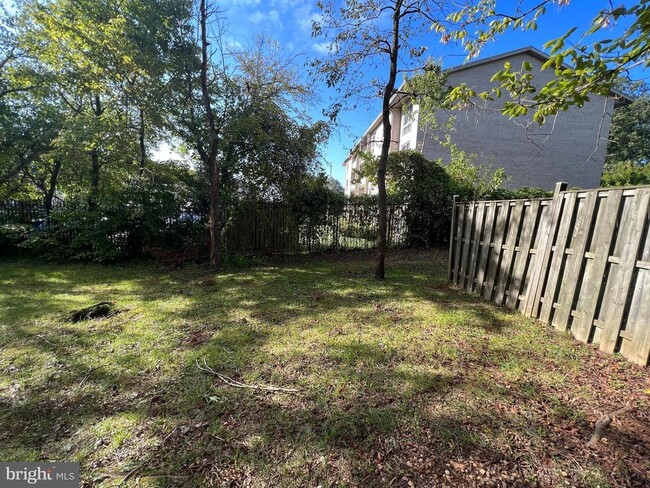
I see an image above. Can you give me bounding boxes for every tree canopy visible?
[0,0,335,264]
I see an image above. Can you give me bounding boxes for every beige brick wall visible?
[420,52,613,190]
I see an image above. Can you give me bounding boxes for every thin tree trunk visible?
[89,94,103,211]
[44,158,62,216]
[199,0,222,268]
[89,149,99,211]
[375,0,403,280]
[139,107,146,176]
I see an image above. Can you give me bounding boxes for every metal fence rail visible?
[1,200,444,256]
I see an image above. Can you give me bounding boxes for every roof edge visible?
[343,46,635,165]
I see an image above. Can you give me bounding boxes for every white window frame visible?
[402,103,414,135]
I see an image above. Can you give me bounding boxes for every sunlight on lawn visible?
[0,250,648,487]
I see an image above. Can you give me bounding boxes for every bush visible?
[0,224,30,257]
[20,206,126,262]
[486,186,553,200]
[20,200,207,263]
[601,162,650,187]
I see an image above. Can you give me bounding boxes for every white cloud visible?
[297,10,322,36]
[271,0,302,8]
[248,9,283,30]
[224,37,244,51]
[224,0,261,6]
[312,42,331,54]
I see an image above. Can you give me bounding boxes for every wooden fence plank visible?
[483,202,508,301]
[453,204,466,285]
[599,188,650,354]
[627,217,650,365]
[475,202,496,297]
[466,202,486,293]
[625,266,650,365]
[540,191,577,325]
[448,196,459,283]
[571,190,623,343]
[506,200,540,310]
[459,203,476,289]
[524,182,568,318]
[494,200,524,305]
[554,191,598,331]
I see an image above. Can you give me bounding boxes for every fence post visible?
[448,195,459,283]
[522,181,568,318]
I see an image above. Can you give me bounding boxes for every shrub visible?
[486,186,553,200]
[0,224,30,257]
[601,162,650,187]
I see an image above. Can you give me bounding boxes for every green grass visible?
[0,249,648,487]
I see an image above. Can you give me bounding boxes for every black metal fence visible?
[223,202,418,254]
[0,200,63,226]
[1,199,446,257]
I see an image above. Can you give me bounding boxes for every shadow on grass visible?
[0,249,647,487]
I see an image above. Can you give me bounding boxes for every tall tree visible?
[16,0,186,207]
[163,1,233,267]
[313,0,449,279]
[225,37,328,202]
[605,81,650,170]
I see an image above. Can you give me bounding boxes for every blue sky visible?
[220,1,646,185]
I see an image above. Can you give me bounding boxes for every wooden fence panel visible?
[466,202,486,293]
[474,201,496,297]
[624,220,650,364]
[598,189,650,354]
[495,201,523,305]
[540,191,577,326]
[519,200,551,313]
[483,202,508,301]
[506,200,539,310]
[459,203,475,289]
[525,182,568,319]
[449,183,650,366]
[553,191,597,330]
[572,190,622,343]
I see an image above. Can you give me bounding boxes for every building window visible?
[401,141,410,150]
[402,103,414,135]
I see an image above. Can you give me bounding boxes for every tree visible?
[13,0,188,209]
[313,0,450,279]
[198,0,226,267]
[604,81,650,171]
[163,4,246,268]
[2,0,333,263]
[443,1,650,124]
[223,37,328,203]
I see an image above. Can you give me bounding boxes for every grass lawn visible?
[0,249,648,487]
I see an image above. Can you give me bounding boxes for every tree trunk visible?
[375,0,403,280]
[209,159,221,266]
[89,94,103,211]
[89,149,99,211]
[199,0,222,268]
[139,107,146,176]
[44,158,62,216]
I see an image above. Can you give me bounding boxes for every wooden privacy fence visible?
[448,182,650,366]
